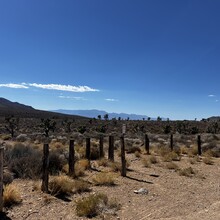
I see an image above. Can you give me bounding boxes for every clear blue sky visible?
[0,0,220,120]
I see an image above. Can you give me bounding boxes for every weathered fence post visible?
[170,134,173,151]
[69,139,75,178]
[41,143,49,193]
[99,135,104,158]
[197,135,202,156]
[145,134,150,155]
[86,138,91,160]
[0,147,3,212]
[120,135,126,177]
[108,135,114,161]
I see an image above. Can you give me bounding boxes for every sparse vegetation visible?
[3,183,22,207]
[76,193,120,218]
[92,172,117,186]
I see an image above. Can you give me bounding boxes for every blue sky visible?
[0,0,220,120]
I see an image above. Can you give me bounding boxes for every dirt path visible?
[4,154,220,220]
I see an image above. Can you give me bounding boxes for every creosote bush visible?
[4,143,42,179]
[3,183,22,207]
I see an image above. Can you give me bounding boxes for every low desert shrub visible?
[142,158,151,168]
[149,155,158,164]
[134,151,141,158]
[49,150,66,175]
[76,193,108,217]
[162,151,181,162]
[127,146,141,154]
[3,169,14,185]
[76,193,120,218]
[3,184,22,207]
[179,167,195,177]
[74,180,91,193]
[49,175,74,196]
[92,172,116,186]
[4,143,42,179]
[166,162,179,171]
[203,156,214,165]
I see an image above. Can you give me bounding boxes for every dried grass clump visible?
[188,145,198,157]
[203,156,214,165]
[92,172,117,186]
[3,184,22,207]
[166,162,179,171]
[162,151,181,162]
[180,146,189,155]
[149,155,158,164]
[74,180,91,193]
[74,159,90,177]
[97,158,109,167]
[49,175,74,196]
[127,146,141,154]
[142,158,151,168]
[76,193,120,218]
[179,167,195,177]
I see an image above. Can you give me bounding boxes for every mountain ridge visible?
[53,109,152,120]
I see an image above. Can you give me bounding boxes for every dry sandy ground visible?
[3,153,220,220]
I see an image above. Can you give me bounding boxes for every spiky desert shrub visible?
[3,184,22,207]
[49,175,74,196]
[166,162,179,171]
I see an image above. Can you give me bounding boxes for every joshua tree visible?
[103,114,109,120]
[5,115,19,138]
[40,118,56,137]
[97,115,101,120]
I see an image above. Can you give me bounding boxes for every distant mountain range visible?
[0,97,86,119]
[53,109,152,120]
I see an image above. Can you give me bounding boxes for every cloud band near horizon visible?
[0,83,99,92]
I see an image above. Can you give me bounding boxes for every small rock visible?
[134,188,148,195]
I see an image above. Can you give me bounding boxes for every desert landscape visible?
[0,98,220,220]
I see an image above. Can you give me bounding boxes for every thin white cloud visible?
[28,83,99,92]
[0,83,29,89]
[58,95,87,100]
[0,82,99,92]
[215,100,219,102]
[208,94,216,97]
[105,98,119,102]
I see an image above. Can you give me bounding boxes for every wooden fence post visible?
[99,136,104,158]
[0,147,3,212]
[41,143,49,193]
[86,138,91,160]
[69,140,75,178]
[120,135,126,177]
[108,136,114,161]
[197,135,202,156]
[145,134,150,155]
[170,134,173,151]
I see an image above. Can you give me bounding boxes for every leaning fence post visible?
[145,134,150,155]
[170,134,173,151]
[99,136,104,158]
[0,147,3,212]
[197,135,202,156]
[41,143,49,193]
[69,140,75,178]
[108,135,114,161]
[120,135,126,177]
